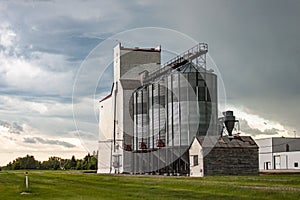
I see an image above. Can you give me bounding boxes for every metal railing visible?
[143,43,208,84]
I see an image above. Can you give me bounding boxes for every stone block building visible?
[189,136,259,177]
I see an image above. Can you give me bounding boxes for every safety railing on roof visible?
[143,43,208,84]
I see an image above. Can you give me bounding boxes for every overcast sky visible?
[0,0,299,166]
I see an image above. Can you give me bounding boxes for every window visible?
[294,162,299,168]
[193,155,198,166]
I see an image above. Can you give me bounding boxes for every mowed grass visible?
[0,171,300,200]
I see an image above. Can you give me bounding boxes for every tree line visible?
[1,153,97,170]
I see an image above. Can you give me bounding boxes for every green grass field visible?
[0,171,300,200]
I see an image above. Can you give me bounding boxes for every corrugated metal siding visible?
[132,69,218,173]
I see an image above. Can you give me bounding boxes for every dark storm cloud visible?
[1,0,130,61]
[23,137,75,148]
[102,0,300,133]
[187,0,300,133]
[202,1,300,102]
[151,1,299,134]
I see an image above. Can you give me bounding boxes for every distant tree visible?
[3,153,97,171]
[41,157,60,170]
[3,155,40,170]
[62,159,71,170]
[88,156,97,170]
[4,162,13,170]
[23,155,40,169]
[70,155,77,169]
[76,160,82,170]
[80,153,97,170]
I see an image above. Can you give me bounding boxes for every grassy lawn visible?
[0,171,300,200]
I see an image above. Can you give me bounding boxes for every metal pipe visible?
[113,82,118,148]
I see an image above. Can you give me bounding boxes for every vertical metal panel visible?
[158,79,166,146]
[148,84,154,149]
[133,92,138,151]
[167,75,173,146]
[131,66,218,173]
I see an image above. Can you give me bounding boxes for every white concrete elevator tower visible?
[98,43,161,173]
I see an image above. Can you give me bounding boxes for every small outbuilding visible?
[189,135,259,177]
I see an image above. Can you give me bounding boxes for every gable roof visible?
[195,135,258,148]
